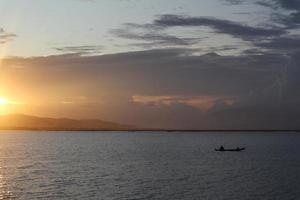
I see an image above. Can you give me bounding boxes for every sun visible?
[0,97,8,105]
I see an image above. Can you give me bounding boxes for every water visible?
[0,131,299,200]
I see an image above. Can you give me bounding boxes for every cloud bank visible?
[2,48,300,129]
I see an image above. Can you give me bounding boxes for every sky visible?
[0,0,300,129]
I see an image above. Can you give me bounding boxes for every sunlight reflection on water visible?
[0,174,15,200]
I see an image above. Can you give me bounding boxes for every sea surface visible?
[0,131,299,200]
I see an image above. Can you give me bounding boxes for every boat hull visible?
[215,148,245,152]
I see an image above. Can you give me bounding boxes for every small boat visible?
[215,147,246,152]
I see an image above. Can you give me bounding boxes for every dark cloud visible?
[111,24,202,47]
[0,28,17,44]
[256,36,300,51]
[153,14,285,40]
[223,0,300,27]
[234,1,300,53]
[219,0,300,54]
[111,14,287,54]
[208,45,240,52]
[273,0,300,10]
[224,0,300,10]
[54,45,103,55]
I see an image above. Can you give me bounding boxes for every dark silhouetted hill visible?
[0,114,134,131]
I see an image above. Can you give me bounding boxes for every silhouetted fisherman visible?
[220,145,225,151]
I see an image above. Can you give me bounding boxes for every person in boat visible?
[220,145,225,151]
[236,147,240,151]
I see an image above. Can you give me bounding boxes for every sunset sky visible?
[0,0,300,129]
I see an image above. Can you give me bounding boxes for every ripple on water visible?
[0,131,299,200]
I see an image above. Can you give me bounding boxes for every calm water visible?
[0,131,299,200]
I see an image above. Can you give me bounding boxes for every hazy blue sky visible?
[1,0,300,129]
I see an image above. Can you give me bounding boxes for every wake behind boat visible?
[215,146,246,152]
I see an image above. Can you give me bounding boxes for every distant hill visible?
[0,114,135,131]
